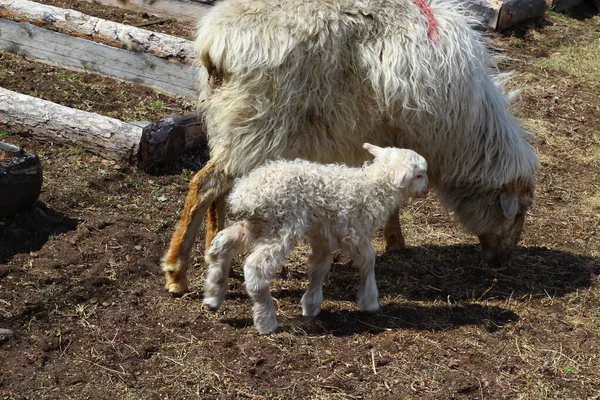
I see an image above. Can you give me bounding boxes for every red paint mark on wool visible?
[411,0,439,42]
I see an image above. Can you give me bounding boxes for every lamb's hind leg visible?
[162,161,233,295]
[301,235,332,317]
[383,207,405,251]
[203,221,253,310]
[244,234,296,334]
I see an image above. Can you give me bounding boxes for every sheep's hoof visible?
[385,241,405,252]
[164,274,190,297]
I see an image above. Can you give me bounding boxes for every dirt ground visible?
[1,2,600,399]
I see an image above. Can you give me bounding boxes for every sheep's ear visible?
[363,143,383,157]
[500,192,519,219]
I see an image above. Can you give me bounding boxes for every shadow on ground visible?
[222,302,519,336]
[224,244,597,305]
[213,244,597,335]
[0,201,78,263]
[372,244,598,302]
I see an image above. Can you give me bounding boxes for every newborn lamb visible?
[203,143,428,334]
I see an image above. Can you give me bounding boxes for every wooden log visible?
[84,0,214,23]
[138,110,207,170]
[0,18,199,99]
[0,87,142,163]
[464,0,546,30]
[0,0,195,64]
[0,88,208,167]
[465,0,504,29]
[497,0,547,30]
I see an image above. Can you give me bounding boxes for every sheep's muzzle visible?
[477,211,526,268]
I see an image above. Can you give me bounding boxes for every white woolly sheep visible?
[161,0,539,295]
[203,144,428,334]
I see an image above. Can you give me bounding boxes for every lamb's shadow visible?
[0,201,78,263]
[221,302,519,336]
[270,244,597,303]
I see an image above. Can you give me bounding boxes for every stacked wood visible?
[0,18,199,99]
[0,0,195,64]
[0,0,199,98]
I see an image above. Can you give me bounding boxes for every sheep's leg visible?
[244,236,295,334]
[301,237,332,317]
[383,207,405,251]
[205,192,228,252]
[162,161,233,295]
[203,221,252,310]
[352,243,380,312]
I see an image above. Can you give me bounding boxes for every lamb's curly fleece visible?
[203,144,428,334]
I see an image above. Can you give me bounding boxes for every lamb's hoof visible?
[359,300,380,313]
[203,296,223,311]
[301,295,322,317]
[256,321,279,335]
[301,304,322,317]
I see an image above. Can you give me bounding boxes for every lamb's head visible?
[447,180,534,268]
[363,143,429,198]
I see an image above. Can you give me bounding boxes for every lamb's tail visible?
[203,221,253,310]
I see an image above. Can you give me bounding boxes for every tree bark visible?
[138,110,207,170]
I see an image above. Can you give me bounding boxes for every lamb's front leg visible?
[353,243,379,312]
[301,238,332,317]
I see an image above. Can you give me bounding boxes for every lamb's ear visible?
[500,192,519,219]
[394,166,412,188]
[363,143,383,157]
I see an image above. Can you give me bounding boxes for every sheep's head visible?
[448,180,534,268]
[363,143,429,198]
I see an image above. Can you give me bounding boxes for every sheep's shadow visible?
[221,302,519,336]
[0,201,78,263]
[372,244,597,302]
[266,244,597,303]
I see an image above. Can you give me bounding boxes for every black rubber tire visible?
[0,141,43,217]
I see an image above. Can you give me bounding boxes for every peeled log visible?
[0,88,208,167]
[0,87,142,163]
[0,0,195,64]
